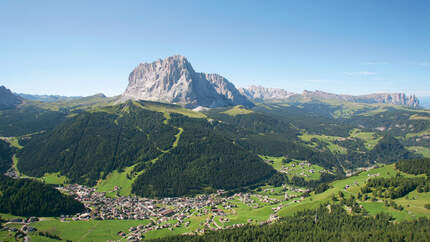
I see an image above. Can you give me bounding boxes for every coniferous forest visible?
[0,140,13,174]
[0,175,85,217]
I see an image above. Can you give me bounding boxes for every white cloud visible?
[343,71,376,76]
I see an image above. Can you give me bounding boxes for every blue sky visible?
[1,0,429,97]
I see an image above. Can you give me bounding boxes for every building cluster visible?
[279,161,328,178]
[1,217,39,241]
[55,185,306,241]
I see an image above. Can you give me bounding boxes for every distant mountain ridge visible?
[239,85,294,101]
[0,86,23,109]
[239,85,420,108]
[18,93,83,102]
[121,55,253,108]
[302,90,420,107]
[420,97,430,109]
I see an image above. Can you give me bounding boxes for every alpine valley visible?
[1,56,430,241]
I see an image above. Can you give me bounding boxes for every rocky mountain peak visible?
[239,85,294,100]
[0,85,23,109]
[121,56,253,108]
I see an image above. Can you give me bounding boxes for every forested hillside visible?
[0,104,67,136]
[368,135,417,163]
[132,113,276,197]
[5,96,430,198]
[0,175,85,216]
[396,158,430,176]
[18,102,177,185]
[17,102,275,196]
[0,140,13,174]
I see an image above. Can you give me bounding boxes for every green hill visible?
[8,99,430,198]
[17,102,177,186]
[17,101,276,196]
[0,140,13,174]
[0,175,85,217]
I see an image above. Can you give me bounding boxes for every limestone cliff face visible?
[0,86,23,109]
[239,85,294,101]
[302,90,420,108]
[239,85,419,108]
[121,55,253,108]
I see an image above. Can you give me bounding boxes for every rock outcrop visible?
[239,85,294,101]
[302,90,420,108]
[121,55,253,108]
[0,86,23,109]
[239,86,419,108]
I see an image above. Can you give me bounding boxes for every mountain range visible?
[0,86,23,109]
[1,59,430,240]
[120,55,420,108]
[239,86,419,107]
[17,93,82,103]
[5,55,421,109]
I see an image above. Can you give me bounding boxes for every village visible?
[54,183,310,241]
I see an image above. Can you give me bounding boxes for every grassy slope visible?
[405,129,430,139]
[40,172,68,185]
[407,146,430,158]
[299,133,347,154]
[135,101,206,119]
[96,118,184,197]
[0,231,17,242]
[260,155,325,180]
[95,165,137,197]
[410,114,430,121]
[278,164,430,220]
[30,219,149,241]
[221,105,254,116]
[349,128,381,149]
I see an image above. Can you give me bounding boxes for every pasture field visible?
[221,105,254,116]
[95,165,136,197]
[349,128,381,149]
[260,156,326,180]
[298,133,347,154]
[30,219,149,242]
[278,164,430,220]
[40,172,68,185]
[407,146,430,158]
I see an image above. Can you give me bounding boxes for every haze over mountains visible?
[17,93,82,103]
[420,97,430,108]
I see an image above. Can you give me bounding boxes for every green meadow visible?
[30,219,149,241]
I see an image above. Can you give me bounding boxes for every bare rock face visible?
[239,85,294,101]
[239,85,419,108]
[0,86,23,109]
[303,90,420,108]
[121,55,253,108]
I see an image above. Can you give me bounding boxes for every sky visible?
[1,0,429,97]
